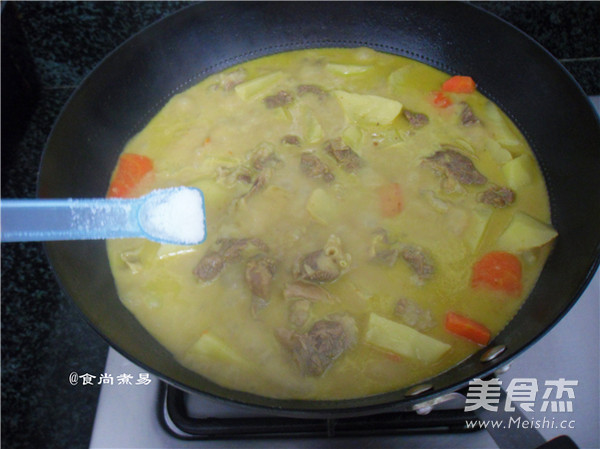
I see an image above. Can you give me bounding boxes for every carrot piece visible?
[445,312,491,346]
[471,251,522,296]
[107,153,153,198]
[442,75,476,93]
[431,90,453,108]
[378,183,403,217]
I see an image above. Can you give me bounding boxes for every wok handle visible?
[475,388,579,449]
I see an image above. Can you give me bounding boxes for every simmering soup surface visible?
[106,48,557,399]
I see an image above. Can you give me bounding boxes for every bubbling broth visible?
[106,48,557,399]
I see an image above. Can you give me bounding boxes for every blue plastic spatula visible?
[0,187,206,245]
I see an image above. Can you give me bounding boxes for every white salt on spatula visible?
[0,187,206,245]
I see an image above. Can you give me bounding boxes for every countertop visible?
[1,2,599,449]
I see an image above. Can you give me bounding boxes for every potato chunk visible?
[365,313,450,364]
[342,125,363,151]
[333,90,402,125]
[326,63,372,75]
[187,332,249,366]
[466,207,493,251]
[485,139,513,164]
[306,188,339,225]
[303,109,323,143]
[234,72,283,100]
[502,154,534,189]
[497,212,558,252]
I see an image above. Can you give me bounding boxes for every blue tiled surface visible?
[1,2,598,448]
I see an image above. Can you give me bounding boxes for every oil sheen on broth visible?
[106,48,558,400]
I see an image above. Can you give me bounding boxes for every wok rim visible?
[38,1,600,417]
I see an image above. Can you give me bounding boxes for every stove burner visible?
[158,383,484,440]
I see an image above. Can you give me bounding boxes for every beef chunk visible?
[294,250,341,283]
[250,145,282,171]
[402,109,429,128]
[216,164,255,187]
[282,134,301,146]
[369,229,399,266]
[236,172,253,184]
[401,246,434,281]
[194,238,269,281]
[478,185,516,208]
[324,138,363,173]
[395,298,435,331]
[276,313,357,376]
[300,152,335,182]
[460,102,480,126]
[284,281,332,302]
[245,255,276,299]
[241,145,283,199]
[289,299,311,327]
[425,147,487,185]
[244,170,270,198]
[219,238,268,261]
[218,239,249,261]
[264,90,293,108]
[293,235,351,283]
[253,154,281,171]
[193,251,225,281]
[297,84,328,100]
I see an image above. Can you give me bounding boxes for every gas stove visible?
[89,99,599,449]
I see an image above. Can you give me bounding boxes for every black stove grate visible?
[158,382,484,440]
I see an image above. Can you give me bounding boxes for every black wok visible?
[38,2,600,417]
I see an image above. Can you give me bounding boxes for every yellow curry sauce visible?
[106,48,557,399]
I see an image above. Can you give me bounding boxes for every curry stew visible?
[106,48,557,399]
